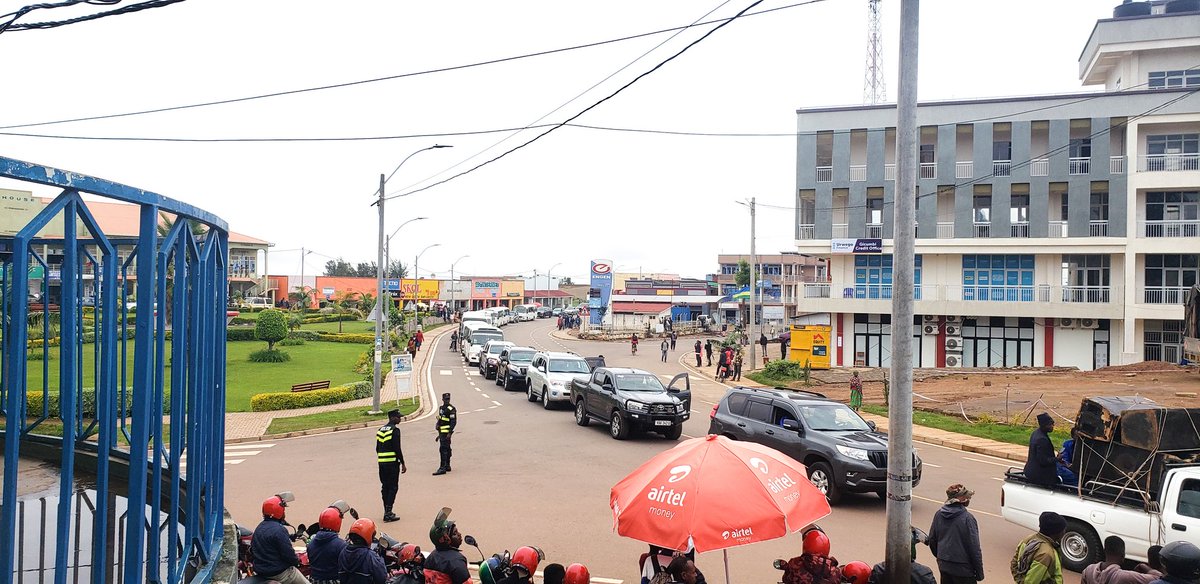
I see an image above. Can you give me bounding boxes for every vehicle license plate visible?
[654,420,672,427]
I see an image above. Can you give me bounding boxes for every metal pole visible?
[413,252,419,328]
[299,246,305,311]
[372,174,385,414]
[886,0,919,580]
[749,197,757,370]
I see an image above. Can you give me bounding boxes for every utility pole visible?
[886,0,919,581]
[299,246,305,311]
[372,174,386,414]
[749,197,757,370]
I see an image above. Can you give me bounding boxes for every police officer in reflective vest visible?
[433,393,457,476]
[376,409,407,522]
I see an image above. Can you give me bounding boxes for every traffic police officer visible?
[433,393,457,476]
[376,409,407,522]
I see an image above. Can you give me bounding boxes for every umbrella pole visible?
[723,549,731,584]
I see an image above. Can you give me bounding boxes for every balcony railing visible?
[804,283,831,298]
[1011,222,1030,238]
[865,223,883,238]
[884,164,896,181]
[797,224,815,240]
[1061,286,1112,303]
[805,283,1116,304]
[956,161,973,179]
[832,223,849,238]
[1140,153,1200,172]
[936,222,955,238]
[973,222,991,238]
[1069,157,1091,175]
[1031,158,1049,176]
[1090,220,1109,236]
[919,162,937,179]
[992,160,1011,177]
[1142,286,1190,304]
[849,165,867,182]
[1110,156,1126,174]
[955,285,1051,303]
[1140,219,1200,238]
[1049,221,1068,238]
[816,166,833,182]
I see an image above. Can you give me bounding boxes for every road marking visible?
[227,443,275,450]
[480,393,490,399]
[991,477,1004,481]
[488,405,499,409]
[439,370,453,376]
[223,450,262,457]
[226,459,245,465]
[491,400,502,406]
[474,388,481,392]
[913,494,1001,518]
[473,408,486,412]
[922,462,942,468]
[963,457,1018,468]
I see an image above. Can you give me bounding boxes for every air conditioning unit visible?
[945,354,961,367]
[1080,318,1098,329]
[945,315,962,324]
[923,324,938,335]
[923,315,938,323]
[1059,318,1076,329]
[945,325,960,336]
[945,337,962,350]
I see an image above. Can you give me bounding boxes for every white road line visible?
[439,370,453,376]
[991,477,1004,481]
[480,393,490,399]
[223,451,262,457]
[226,443,275,450]
[922,462,942,468]
[913,494,1001,517]
[491,400,502,406]
[963,456,1019,468]
[226,459,245,465]
[473,408,486,412]
[488,405,499,409]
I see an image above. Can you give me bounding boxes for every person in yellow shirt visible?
[1010,512,1066,584]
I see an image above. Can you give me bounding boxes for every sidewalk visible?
[224,325,450,443]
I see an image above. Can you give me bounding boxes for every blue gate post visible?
[55,196,80,584]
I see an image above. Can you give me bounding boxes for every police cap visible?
[442,393,451,401]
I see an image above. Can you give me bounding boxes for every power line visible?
[0,0,827,131]
[3,0,184,32]
[382,0,768,201]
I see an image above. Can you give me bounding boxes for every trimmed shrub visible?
[314,332,374,344]
[27,390,161,417]
[229,316,257,326]
[255,309,288,350]
[286,330,321,341]
[228,328,257,341]
[762,359,804,379]
[249,349,291,363]
[301,314,359,324]
[250,383,360,412]
[277,337,306,346]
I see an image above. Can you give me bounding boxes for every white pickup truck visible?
[1000,466,1200,572]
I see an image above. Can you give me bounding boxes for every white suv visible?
[525,351,591,409]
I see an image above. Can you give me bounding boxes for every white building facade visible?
[794,3,1200,371]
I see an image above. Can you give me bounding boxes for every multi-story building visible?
[793,2,1200,370]
[714,253,826,324]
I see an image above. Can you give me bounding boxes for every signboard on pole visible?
[589,259,613,325]
[391,353,413,399]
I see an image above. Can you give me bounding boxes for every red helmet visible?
[318,507,343,531]
[842,561,870,584]
[349,518,377,544]
[565,563,590,584]
[511,546,543,575]
[397,543,422,564]
[802,529,831,557]
[262,496,287,520]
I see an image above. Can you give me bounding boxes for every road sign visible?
[391,353,413,399]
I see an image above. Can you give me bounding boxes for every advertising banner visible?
[589,259,613,325]
[763,305,786,320]
[471,279,500,299]
[831,238,884,254]
[391,353,413,398]
[383,279,441,300]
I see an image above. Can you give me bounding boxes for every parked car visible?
[241,297,273,309]
[707,386,922,504]
[551,307,563,317]
[572,367,691,440]
[536,306,553,318]
[525,351,591,409]
[495,346,538,391]
[461,322,503,365]
[478,340,515,379]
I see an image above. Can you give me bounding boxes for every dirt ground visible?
[806,361,1200,423]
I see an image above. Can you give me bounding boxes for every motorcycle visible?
[377,532,424,584]
[238,492,350,582]
[463,536,544,584]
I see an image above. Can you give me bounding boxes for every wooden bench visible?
[290,380,331,393]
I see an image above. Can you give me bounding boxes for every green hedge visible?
[285,330,375,344]
[249,380,372,412]
[229,316,256,325]
[26,390,163,417]
[301,314,359,324]
[228,328,257,341]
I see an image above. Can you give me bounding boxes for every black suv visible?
[708,386,921,503]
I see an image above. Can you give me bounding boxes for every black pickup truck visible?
[571,368,691,440]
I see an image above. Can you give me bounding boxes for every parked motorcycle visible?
[377,532,424,584]
[235,491,312,581]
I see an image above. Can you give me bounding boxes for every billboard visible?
[589,259,613,325]
[383,278,440,300]
[831,238,884,254]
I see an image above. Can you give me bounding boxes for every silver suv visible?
[525,351,590,409]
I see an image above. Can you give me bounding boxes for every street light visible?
[372,144,453,414]
[547,262,561,308]
[412,243,441,328]
[382,216,427,353]
[449,255,469,313]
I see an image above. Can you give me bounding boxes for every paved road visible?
[225,319,1080,583]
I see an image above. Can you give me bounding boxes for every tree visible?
[735,259,751,288]
[560,276,573,285]
[386,259,408,279]
[354,262,377,278]
[324,258,356,276]
[255,309,287,351]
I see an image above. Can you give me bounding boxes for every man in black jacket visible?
[376,409,407,522]
[252,495,307,584]
[928,484,985,583]
[424,508,470,584]
[1023,412,1058,487]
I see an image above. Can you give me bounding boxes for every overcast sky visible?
[0,0,1119,283]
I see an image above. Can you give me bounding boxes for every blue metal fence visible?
[0,156,229,584]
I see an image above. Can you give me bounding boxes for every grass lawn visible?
[861,404,1073,448]
[266,397,419,434]
[299,320,377,333]
[746,371,809,387]
[22,340,370,412]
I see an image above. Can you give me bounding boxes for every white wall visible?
[1054,327,1096,370]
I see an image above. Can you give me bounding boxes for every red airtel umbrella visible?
[610,435,831,582]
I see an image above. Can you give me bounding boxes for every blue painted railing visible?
[0,156,229,584]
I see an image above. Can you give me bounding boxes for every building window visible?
[866,196,884,226]
[962,255,1035,301]
[961,317,1034,368]
[760,264,782,276]
[1144,319,1185,363]
[1070,138,1092,159]
[973,194,991,223]
[1061,255,1110,302]
[721,264,738,275]
[1144,254,1200,303]
[852,313,922,368]
[1149,70,1200,89]
[1145,191,1200,236]
[1146,134,1200,171]
[1011,194,1030,224]
[919,144,935,164]
[993,141,1012,162]
[853,255,922,300]
[1091,192,1109,221]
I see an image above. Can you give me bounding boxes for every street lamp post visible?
[449,255,469,313]
[547,262,561,307]
[382,217,428,352]
[372,144,452,414]
[412,243,441,330]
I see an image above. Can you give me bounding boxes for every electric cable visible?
[4,0,184,31]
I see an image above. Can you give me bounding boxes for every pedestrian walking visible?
[716,348,728,380]
[670,331,677,351]
[660,339,669,363]
[928,484,984,584]
[732,352,742,381]
[1081,536,1161,584]
[693,340,702,367]
[1023,413,1058,487]
[415,328,424,351]
[849,371,863,412]
[432,393,457,476]
[759,333,768,357]
[704,340,713,367]
[375,409,407,522]
[780,336,789,360]
[1010,511,1066,584]
[407,337,417,360]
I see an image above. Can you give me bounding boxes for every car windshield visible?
[548,359,589,373]
[510,351,535,363]
[486,344,510,355]
[796,404,871,432]
[473,334,501,346]
[614,374,664,392]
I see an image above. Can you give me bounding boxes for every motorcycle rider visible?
[496,546,543,584]
[631,334,639,355]
[868,527,938,584]
[565,564,591,584]
[338,518,387,584]
[842,562,871,584]
[778,528,841,584]
[423,508,470,584]
[1150,541,1200,584]
[308,507,349,584]
[251,495,308,584]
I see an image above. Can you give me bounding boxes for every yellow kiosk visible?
[787,324,832,369]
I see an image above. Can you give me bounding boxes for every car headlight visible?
[550,380,565,388]
[626,401,649,413]
[836,445,869,461]
[488,357,497,364]
[675,404,685,413]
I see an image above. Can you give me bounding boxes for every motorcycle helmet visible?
[349,518,377,545]
[842,561,870,584]
[318,507,343,532]
[564,563,590,584]
[262,496,287,520]
[1160,541,1200,580]
[429,507,456,546]
[511,546,544,576]
[479,557,501,584]
[398,543,423,564]
[802,529,831,557]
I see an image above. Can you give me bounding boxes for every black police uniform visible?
[376,410,406,521]
[433,394,457,475]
